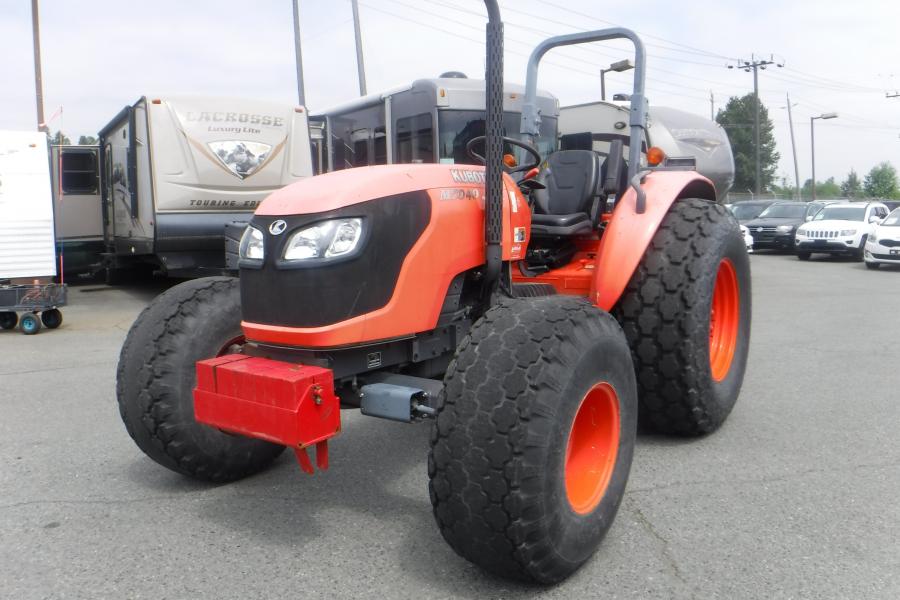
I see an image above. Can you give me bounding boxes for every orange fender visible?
[590,171,716,311]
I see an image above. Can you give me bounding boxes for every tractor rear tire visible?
[613,198,751,436]
[429,296,637,583]
[116,276,285,482]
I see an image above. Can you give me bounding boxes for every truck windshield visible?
[437,110,557,166]
[814,206,865,222]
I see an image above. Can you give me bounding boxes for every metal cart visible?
[0,283,67,335]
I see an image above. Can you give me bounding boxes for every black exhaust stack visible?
[482,0,503,301]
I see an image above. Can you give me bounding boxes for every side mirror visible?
[869,216,881,224]
[805,215,813,222]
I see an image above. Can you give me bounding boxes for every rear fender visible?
[590,171,716,311]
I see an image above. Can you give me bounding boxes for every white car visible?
[740,224,754,253]
[864,207,900,269]
[794,202,890,261]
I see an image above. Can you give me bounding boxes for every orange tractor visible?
[117,2,750,583]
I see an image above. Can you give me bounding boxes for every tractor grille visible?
[240,191,431,329]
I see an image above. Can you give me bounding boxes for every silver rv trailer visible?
[312,76,559,172]
[97,96,312,277]
[559,102,734,199]
[50,145,103,275]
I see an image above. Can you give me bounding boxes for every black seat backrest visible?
[533,150,601,216]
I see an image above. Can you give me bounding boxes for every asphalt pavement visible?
[1,253,898,599]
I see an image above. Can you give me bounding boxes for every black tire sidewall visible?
[543,332,637,567]
[0,312,17,330]
[706,229,753,420]
[117,277,283,481]
[41,309,62,329]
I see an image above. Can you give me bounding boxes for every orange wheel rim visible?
[564,382,620,515]
[709,258,740,382]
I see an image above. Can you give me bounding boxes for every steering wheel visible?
[465,136,542,174]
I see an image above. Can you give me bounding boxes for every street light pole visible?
[727,54,784,195]
[31,0,46,132]
[351,0,367,96]
[810,112,838,201]
[600,59,634,102]
[291,0,306,106]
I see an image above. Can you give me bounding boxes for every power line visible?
[362,0,713,103]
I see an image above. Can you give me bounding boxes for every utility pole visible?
[31,0,47,132]
[351,0,367,96]
[727,54,784,195]
[782,93,800,200]
[810,112,838,201]
[710,91,715,121]
[291,0,306,106]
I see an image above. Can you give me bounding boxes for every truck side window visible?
[60,151,98,194]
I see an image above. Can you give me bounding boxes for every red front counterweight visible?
[193,355,341,473]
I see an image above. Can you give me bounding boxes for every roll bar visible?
[482,0,504,298]
[520,29,649,207]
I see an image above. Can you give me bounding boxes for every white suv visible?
[864,207,900,269]
[794,202,890,261]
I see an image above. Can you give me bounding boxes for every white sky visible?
[2,0,898,187]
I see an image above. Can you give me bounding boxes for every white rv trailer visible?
[559,102,735,199]
[0,131,57,280]
[0,131,67,334]
[312,76,560,173]
[96,96,312,277]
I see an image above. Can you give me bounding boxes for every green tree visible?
[841,169,863,198]
[50,130,71,145]
[77,135,97,145]
[801,177,841,199]
[715,94,780,193]
[863,162,899,199]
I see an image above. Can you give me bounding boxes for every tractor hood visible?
[257,164,487,216]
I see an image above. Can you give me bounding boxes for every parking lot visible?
[1,253,898,599]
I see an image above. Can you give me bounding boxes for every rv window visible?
[395,113,434,163]
[60,151,98,194]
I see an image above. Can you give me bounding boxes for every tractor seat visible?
[531,150,602,237]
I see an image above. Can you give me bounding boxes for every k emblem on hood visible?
[207,140,272,179]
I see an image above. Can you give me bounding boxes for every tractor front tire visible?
[613,198,752,436]
[429,296,637,583]
[116,276,284,482]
